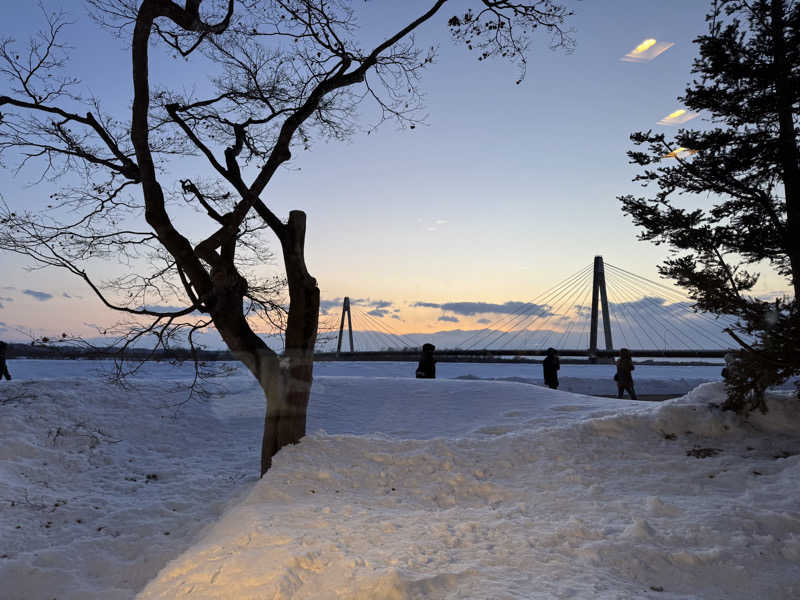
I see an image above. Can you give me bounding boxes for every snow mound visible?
[139,381,800,600]
[0,377,261,600]
[2,363,798,599]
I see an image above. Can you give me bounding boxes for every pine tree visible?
[618,0,799,412]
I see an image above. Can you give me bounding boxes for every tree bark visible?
[261,210,319,475]
[771,0,800,298]
[205,214,319,478]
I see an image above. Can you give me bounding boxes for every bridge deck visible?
[315,348,729,361]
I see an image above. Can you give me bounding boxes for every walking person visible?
[615,347,636,399]
[0,341,12,381]
[415,343,436,379]
[542,347,560,389]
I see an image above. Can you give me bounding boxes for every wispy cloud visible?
[418,217,449,232]
[412,301,441,309]
[23,289,54,302]
[319,298,344,315]
[438,315,459,323]
[320,297,396,317]
[413,300,553,317]
[368,300,393,309]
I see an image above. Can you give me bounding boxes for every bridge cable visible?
[357,309,418,350]
[605,266,735,348]
[534,266,596,349]
[613,273,728,350]
[536,269,595,349]
[607,274,685,350]
[604,277,647,349]
[460,264,592,349]
[350,311,386,351]
[478,266,593,350]
[356,309,417,349]
[605,276,666,350]
[351,310,388,351]
[603,280,636,350]
[604,262,740,330]
[607,274,710,350]
[576,284,595,351]
[606,275,668,350]
[555,278,595,349]
[459,263,593,349]
[483,266,593,349]
[355,311,403,351]
[611,274,704,350]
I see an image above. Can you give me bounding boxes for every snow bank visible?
[2,362,798,600]
[140,382,800,600]
[0,376,262,600]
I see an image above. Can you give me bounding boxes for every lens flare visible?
[658,109,699,125]
[633,38,657,54]
[663,147,698,159]
[621,39,674,62]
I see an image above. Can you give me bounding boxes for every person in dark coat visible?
[0,341,11,381]
[542,347,560,389]
[415,343,436,379]
[615,347,636,399]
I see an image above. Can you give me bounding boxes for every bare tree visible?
[0,0,573,475]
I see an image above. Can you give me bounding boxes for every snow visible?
[1,360,799,599]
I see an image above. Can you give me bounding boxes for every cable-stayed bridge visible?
[315,256,739,361]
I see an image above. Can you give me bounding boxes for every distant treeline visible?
[4,342,234,362]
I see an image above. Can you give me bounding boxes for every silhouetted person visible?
[615,347,636,399]
[542,347,560,389]
[0,341,11,381]
[415,343,436,379]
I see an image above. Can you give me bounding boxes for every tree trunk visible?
[261,210,320,475]
[211,211,318,476]
[771,0,800,298]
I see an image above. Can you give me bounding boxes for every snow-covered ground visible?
[1,360,798,599]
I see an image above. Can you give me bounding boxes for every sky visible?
[0,0,791,344]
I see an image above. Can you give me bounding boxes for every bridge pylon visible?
[336,296,354,355]
[589,255,614,361]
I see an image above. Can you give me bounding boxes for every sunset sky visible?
[0,1,790,344]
